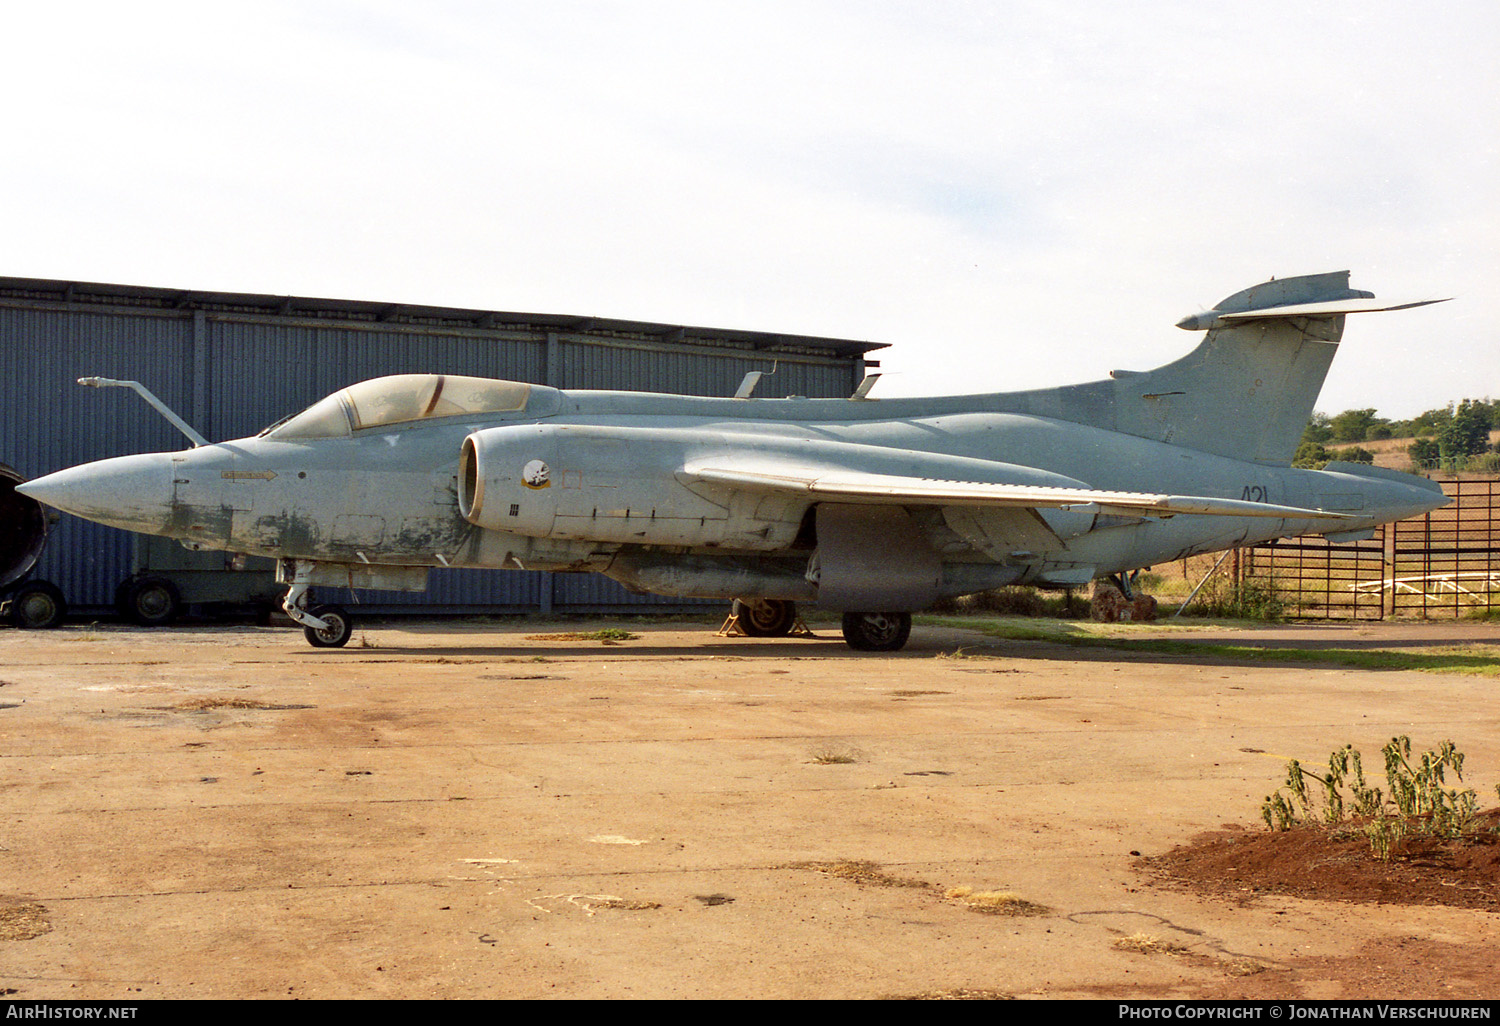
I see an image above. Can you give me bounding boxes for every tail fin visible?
[993,272,1443,466]
[1118,271,1363,464]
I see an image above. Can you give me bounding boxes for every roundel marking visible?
[522,459,552,489]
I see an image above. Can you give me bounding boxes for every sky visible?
[4,0,1496,420]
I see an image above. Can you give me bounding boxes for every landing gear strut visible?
[281,560,354,648]
[1110,570,1140,600]
[1092,571,1158,623]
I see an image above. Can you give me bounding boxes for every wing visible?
[679,460,1351,520]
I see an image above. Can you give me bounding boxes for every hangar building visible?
[0,276,883,621]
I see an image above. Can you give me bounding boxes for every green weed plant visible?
[1261,736,1497,860]
[1184,578,1285,621]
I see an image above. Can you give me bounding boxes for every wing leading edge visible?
[680,462,1350,520]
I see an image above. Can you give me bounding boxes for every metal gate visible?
[1240,477,1500,619]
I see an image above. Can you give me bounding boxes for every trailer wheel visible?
[123,577,183,626]
[7,581,67,628]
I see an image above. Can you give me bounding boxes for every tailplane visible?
[989,272,1445,465]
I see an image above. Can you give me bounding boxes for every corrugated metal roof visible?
[0,275,888,360]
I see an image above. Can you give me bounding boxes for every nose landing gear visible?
[280,560,355,648]
[302,604,354,648]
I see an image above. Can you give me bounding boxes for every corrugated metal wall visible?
[0,282,871,614]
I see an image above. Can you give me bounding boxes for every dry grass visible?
[944,887,1051,916]
[894,987,1016,1000]
[1110,931,1270,977]
[1113,932,1189,955]
[809,744,862,765]
[171,697,284,711]
[590,898,662,911]
[788,862,1051,921]
[526,629,640,643]
[0,899,51,941]
[787,859,934,890]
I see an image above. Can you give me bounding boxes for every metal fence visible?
[1239,477,1500,619]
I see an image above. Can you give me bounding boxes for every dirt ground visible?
[0,614,1497,1000]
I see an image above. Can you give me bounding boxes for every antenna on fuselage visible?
[849,373,881,400]
[78,377,210,448]
[733,361,778,399]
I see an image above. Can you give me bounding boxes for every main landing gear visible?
[840,611,911,652]
[729,598,799,637]
[1090,570,1159,623]
[302,604,354,648]
[723,599,914,652]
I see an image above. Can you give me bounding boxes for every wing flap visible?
[680,462,1350,520]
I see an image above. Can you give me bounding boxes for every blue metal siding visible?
[1,283,866,614]
[0,307,194,605]
[201,319,550,441]
[556,338,853,398]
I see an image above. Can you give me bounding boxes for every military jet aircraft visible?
[18,271,1449,651]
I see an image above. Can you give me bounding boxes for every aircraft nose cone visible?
[17,452,177,534]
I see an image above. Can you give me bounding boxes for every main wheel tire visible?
[123,577,182,626]
[732,598,797,637]
[840,611,912,652]
[7,581,67,628]
[303,604,354,648]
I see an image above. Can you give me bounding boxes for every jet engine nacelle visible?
[1,463,49,590]
[459,423,796,548]
[459,423,561,537]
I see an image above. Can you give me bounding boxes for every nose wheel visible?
[303,604,354,648]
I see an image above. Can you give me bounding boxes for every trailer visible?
[0,462,66,627]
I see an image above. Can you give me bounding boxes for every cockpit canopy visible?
[266,374,534,439]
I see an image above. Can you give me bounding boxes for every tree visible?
[1301,412,1333,445]
[1408,437,1440,465]
[1330,446,1375,464]
[1329,408,1381,444]
[1294,440,1332,469]
[1398,406,1454,439]
[1438,399,1493,459]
